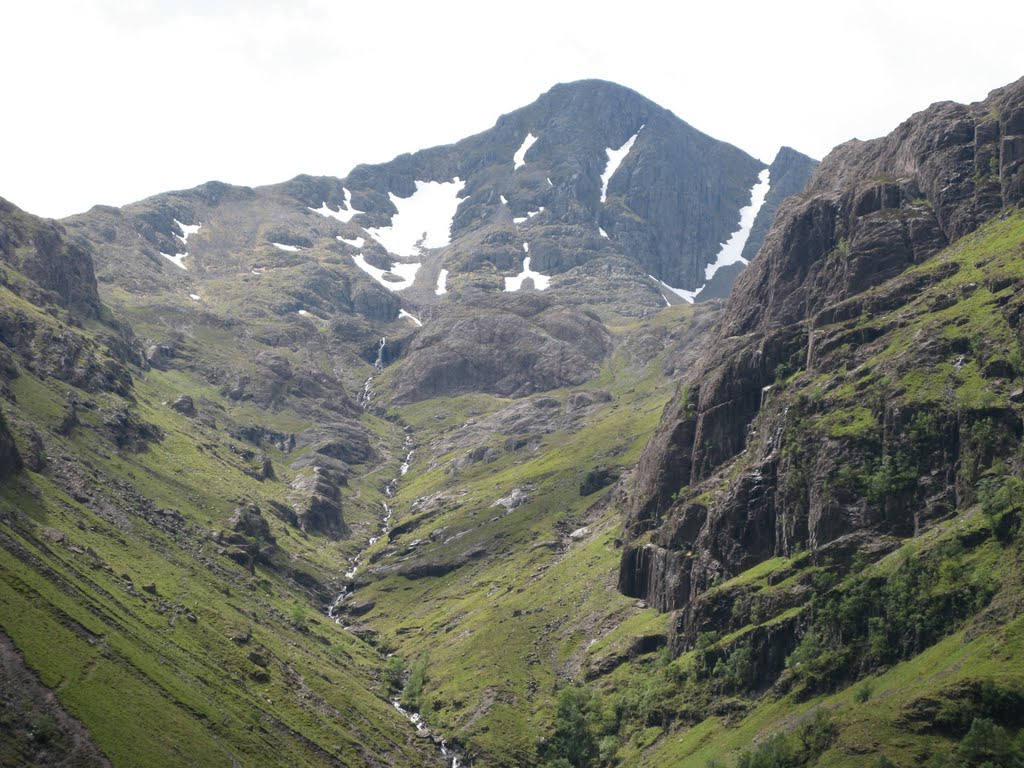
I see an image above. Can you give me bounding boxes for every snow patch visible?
[546,177,553,186]
[513,133,538,169]
[173,219,201,245]
[500,195,508,205]
[352,253,421,291]
[513,206,544,225]
[189,293,201,301]
[600,127,642,203]
[337,235,365,248]
[705,169,771,281]
[298,309,309,316]
[160,251,188,270]
[272,242,301,252]
[523,242,529,253]
[365,178,466,257]
[599,227,609,239]
[309,188,362,223]
[504,256,551,292]
[399,309,423,327]
[650,274,704,304]
[435,268,449,296]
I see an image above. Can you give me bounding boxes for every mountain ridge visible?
[6,75,1023,768]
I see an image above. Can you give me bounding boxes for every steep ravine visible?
[327,391,467,767]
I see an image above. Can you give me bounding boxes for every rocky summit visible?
[3,75,1024,768]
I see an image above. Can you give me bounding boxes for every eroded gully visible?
[330,367,465,767]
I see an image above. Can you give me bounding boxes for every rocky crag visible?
[621,76,1024,651]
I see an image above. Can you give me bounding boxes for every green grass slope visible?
[0,268,443,766]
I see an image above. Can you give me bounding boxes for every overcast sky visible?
[2,0,1021,219]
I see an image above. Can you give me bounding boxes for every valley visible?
[2,74,1024,768]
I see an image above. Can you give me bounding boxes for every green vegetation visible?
[734,709,836,768]
[3,155,1024,768]
[401,655,429,710]
[785,546,996,696]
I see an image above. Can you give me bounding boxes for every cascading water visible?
[399,431,414,476]
[359,337,388,409]
[326,427,465,766]
[392,699,464,767]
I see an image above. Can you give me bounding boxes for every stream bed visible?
[326,421,467,767]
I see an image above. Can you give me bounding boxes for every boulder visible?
[169,395,196,416]
[288,468,349,538]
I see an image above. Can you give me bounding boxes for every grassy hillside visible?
[0,264,443,765]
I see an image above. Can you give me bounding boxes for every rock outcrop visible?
[0,197,101,318]
[621,76,1024,633]
[0,408,22,479]
[388,294,612,403]
[288,468,349,538]
[700,146,820,300]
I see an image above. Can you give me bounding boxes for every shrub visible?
[401,656,428,710]
[855,680,875,703]
[548,687,598,767]
[786,555,995,693]
[384,656,404,694]
[978,470,1024,543]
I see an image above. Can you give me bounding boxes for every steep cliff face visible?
[0,197,101,319]
[0,201,139,397]
[621,76,1024,626]
[699,146,821,300]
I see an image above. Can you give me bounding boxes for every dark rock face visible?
[288,79,786,293]
[295,420,373,465]
[700,146,820,301]
[169,395,196,416]
[101,408,163,453]
[0,202,137,397]
[742,146,821,263]
[288,468,349,538]
[0,409,22,480]
[229,504,276,543]
[216,506,280,573]
[580,468,617,496]
[621,76,1024,624]
[388,294,611,403]
[0,197,101,319]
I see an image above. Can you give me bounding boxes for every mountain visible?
[2,78,813,767]
[66,80,814,316]
[612,76,1024,765]
[5,72,1024,768]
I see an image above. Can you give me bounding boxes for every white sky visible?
[2,0,1021,219]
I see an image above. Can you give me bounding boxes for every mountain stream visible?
[326,409,465,766]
